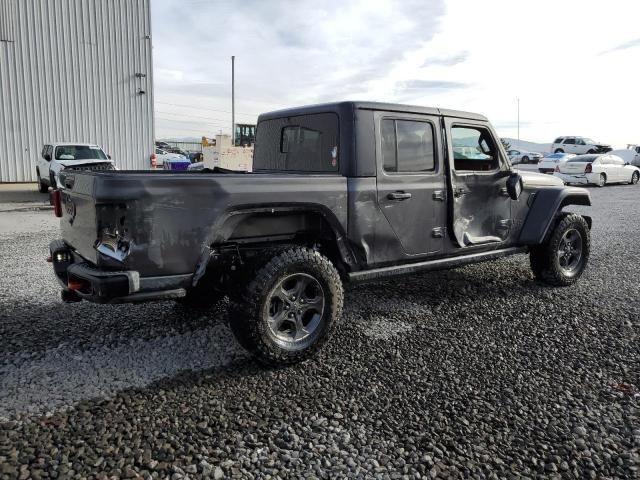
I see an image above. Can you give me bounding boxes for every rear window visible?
[253,113,339,172]
[567,155,598,162]
[55,145,107,161]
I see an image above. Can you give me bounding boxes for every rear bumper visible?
[554,173,598,185]
[49,240,191,303]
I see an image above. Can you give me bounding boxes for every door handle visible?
[387,191,412,200]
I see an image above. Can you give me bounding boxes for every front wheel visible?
[49,172,57,189]
[554,149,564,153]
[630,171,639,185]
[521,156,529,164]
[229,247,343,366]
[530,213,590,286]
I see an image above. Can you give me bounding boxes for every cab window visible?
[381,119,435,173]
[451,126,499,171]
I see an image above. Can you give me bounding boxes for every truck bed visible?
[59,170,348,277]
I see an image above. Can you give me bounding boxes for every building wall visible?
[0,0,154,182]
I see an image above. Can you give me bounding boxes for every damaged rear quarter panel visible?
[89,172,348,276]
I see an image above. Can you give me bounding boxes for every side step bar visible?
[348,246,528,283]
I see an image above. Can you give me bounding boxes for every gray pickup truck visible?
[49,102,592,365]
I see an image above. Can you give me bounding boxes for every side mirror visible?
[506,172,523,200]
[44,154,51,161]
[107,154,112,159]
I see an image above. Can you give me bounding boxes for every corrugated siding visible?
[0,0,154,182]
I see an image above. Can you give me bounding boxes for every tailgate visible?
[59,172,99,265]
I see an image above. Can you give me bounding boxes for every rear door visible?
[375,112,446,256]
[444,119,512,247]
[563,137,576,154]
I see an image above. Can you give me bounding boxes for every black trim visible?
[348,246,527,282]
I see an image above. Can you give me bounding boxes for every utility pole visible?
[517,97,520,142]
[231,55,235,145]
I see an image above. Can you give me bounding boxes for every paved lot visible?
[0,183,639,479]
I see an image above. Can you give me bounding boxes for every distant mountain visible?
[502,138,551,154]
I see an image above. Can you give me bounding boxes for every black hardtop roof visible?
[258,101,488,122]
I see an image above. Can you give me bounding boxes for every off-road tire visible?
[530,213,590,286]
[37,170,48,193]
[228,247,343,366]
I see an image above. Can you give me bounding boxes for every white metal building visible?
[0,0,154,182]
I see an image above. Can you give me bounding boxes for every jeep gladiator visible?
[49,102,592,365]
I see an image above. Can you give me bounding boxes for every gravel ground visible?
[0,186,639,479]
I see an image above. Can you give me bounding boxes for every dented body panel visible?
[51,101,592,303]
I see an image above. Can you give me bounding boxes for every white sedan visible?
[554,153,640,187]
[507,149,543,164]
[538,152,575,174]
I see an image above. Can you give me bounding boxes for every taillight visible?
[585,163,592,174]
[52,189,62,218]
[150,153,157,168]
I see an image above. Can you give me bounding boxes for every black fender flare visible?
[519,187,591,245]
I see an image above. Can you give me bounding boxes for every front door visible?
[445,119,512,247]
[375,112,446,257]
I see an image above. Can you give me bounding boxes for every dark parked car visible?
[49,102,592,366]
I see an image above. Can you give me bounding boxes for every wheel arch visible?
[210,204,358,269]
[519,187,592,245]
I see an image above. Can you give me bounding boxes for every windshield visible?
[55,145,107,161]
[583,138,596,144]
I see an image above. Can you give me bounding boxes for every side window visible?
[553,137,563,144]
[564,138,575,145]
[451,126,499,172]
[381,119,435,173]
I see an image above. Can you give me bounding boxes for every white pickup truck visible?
[36,143,116,192]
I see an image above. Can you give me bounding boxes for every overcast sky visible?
[152,0,640,147]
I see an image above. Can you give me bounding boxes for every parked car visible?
[554,154,640,186]
[150,148,185,168]
[37,143,116,192]
[48,101,593,366]
[538,152,575,174]
[507,149,543,165]
[608,145,640,167]
[155,141,188,157]
[551,136,611,155]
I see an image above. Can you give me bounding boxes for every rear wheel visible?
[596,173,606,187]
[530,213,590,286]
[228,247,343,366]
[36,169,48,193]
[630,171,639,185]
[554,149,564,153]
[522,156,529,164]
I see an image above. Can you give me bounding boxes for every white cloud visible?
[152,0,640,147]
